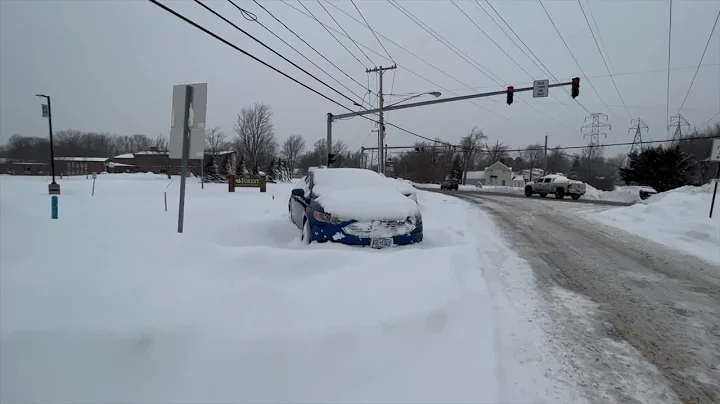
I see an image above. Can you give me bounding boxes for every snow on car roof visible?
[312,167,384,186]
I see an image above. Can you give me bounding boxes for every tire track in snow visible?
[451,192,720,404]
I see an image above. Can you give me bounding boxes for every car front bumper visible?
[308,220,423,246]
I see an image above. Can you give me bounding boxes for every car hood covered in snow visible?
[315,187,421,221]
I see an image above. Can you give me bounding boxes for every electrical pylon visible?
[668,114,690,146]
[581,113,611,145]
[628,117,649,154]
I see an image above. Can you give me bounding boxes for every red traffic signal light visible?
[571,77,580,98]
[506,86,514,105]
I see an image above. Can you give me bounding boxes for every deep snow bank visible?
[0,174,506,403]
[590,184,720,264]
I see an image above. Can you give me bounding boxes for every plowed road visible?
[443,191,720,404]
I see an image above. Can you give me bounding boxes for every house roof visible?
[113,153,134,159]
[106,161,134,168]
[485,161,511,171]
[54,157,109,162]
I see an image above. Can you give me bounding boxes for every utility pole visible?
[366,65,396,174]
[668,113,690,146]
[35,94,59,195]
[628,117,649,154]
[581,113,611,146]
[544,135,548,174]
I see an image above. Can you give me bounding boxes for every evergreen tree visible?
[235,155,248,176]
[450,155,463,180]
[218,156,229,182]
[203,156,223,183]
[619,146,690,192]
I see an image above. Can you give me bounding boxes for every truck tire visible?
[555,187,565,199]
[539,193,548,198]
[570,194,581,200]
[525,186,533,197]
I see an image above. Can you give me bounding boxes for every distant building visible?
[109,150,237,176]
[54,157,108,176]
[464,170,485,186]
[512,175,526,188]
[0,158,50,176]
[484,161,512,186]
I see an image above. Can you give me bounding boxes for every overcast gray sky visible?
[2,0,719,157]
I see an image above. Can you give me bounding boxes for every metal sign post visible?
[708,139,720,218]
[533,80,549,98]
[177,85,193,233]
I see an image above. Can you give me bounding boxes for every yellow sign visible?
[235,176,262,187]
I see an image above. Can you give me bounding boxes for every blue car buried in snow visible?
[288,168,423,248]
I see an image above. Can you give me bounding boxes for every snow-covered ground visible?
[0,173,584,403]
[589,184,720,264]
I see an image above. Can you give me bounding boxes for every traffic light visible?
[506,86,514,105]
[328,153,336,165]
[571,77,580,98]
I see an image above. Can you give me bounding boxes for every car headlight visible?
[313,211,345,224]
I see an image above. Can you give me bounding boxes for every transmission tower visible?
[581,113,611,145]
[668,114,690,146]
[628,117,649,154]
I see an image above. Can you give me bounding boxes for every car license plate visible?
[370,237,393,249]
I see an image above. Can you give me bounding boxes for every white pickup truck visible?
[524,174,586,200]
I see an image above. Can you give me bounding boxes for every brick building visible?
[110,150,236,176]
[54,157,109,176]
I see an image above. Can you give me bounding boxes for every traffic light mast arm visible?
[331,79,577,120]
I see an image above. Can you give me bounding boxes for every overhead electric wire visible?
[538,0,613,116]
[314,0,374,66]
[386,0,576,131]
[296,0,368,69]
[577,0,631,118]
[451,0,579,113]
[286,0,530,128]
[700,111,720,128]
[678,8,720,113]
[349,0,394,63]
[476,0,589,114]
[225,0,369,108]
[666,0,673,127]
[250,0,375,100]
[193,0,363,107]
[387,0,504,85]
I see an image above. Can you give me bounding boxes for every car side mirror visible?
[291,188,305,197]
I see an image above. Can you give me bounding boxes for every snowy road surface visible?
[455,192,720,404]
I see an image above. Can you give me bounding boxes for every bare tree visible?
[458,127,486,183]
[281,134,305,170]
[205,127,229,156]
[522,143,545,177]
[484,140,508,165]
[233,103,278,174]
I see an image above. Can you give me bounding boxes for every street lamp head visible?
[429,92,442,97]
[35,94,48,98]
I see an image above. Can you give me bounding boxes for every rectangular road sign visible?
[533,79,549,98]
[169,83,207,160]
[41,104,49,118]
[711,138,720,162]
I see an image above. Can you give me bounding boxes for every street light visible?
[35,94,60,195]
[385,91,441,108]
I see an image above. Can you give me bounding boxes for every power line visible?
[678,8,720,113]
[193,0,362,107]
[314,0,374,66]
[387,0,504,86]
[227,0,369,108]
[286,0,529,127]
[700,111,720,128]
[349,0,394,63]
[472,0,589,114]
[577,0,631,118]
[372,135,720,154]
[296,0,368,69]
[537,0,613,115]
[250,0,374,102]
[387,0,575,131]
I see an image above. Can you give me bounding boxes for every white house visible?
[512,175,526,188]
[464,170,485,186]
[484,161,512,186]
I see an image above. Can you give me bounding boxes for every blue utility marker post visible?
[51,196,58,219]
